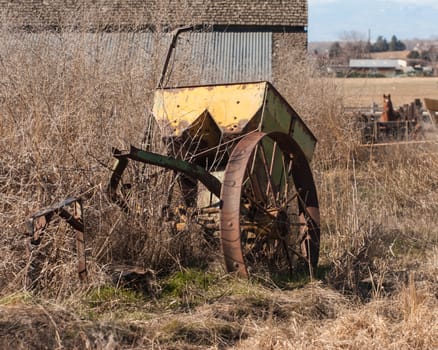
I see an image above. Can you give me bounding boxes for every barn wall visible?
[0,0,307,28]
[272,32,308,85]
[0,1,308,85]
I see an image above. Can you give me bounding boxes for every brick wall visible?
[0,0,307,28]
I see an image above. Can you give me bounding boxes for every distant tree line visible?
[369,35,406,52]
[407,47,438,62]
[328,34,406,61]
[324,33,438,71]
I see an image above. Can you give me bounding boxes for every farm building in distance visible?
[349,59,408,77]
[0,0,308,86]
[328,58,435,77]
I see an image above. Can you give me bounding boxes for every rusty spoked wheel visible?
[220,131,320,278]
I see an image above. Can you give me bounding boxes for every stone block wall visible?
[0,0,307,28]
[272,32,308,82]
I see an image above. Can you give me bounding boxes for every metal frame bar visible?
[108,146,222,209]
[27,197,87,282]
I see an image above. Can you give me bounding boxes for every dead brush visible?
[0,10,217,299]
[319,143,438,299]
[273,50,357,168]
[325,225,390,300]
[275,53,438,302]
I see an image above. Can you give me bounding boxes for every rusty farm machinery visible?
[354,94,438,145]
[27,28,320,282]
[107,81,320,278]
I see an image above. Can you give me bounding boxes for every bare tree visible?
[339,30,370,61]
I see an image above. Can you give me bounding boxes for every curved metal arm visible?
[158,25,197,89]
[108,146,222,207]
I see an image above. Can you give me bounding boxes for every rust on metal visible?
[157,26,196,89]
[108,151,130,212]
[151,81,317,163]
[152,81,266,138]
[109,78,320,278]
[356,95,437,144]
[27,197,87,281]
[220,131,320,278]
[108,146,222,204]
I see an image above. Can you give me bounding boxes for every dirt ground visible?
[335,77,438,108]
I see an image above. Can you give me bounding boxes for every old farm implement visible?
[108,82,320,278]
[26,197,87,285]
[355,94,437,145]
[27,27,320,281]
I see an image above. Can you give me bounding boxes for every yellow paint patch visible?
[153,82,267,136]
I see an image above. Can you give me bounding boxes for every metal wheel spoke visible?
[281,238,294,276]
[259,141,278,208]
[220,131,320,278]
[246,150,268,206]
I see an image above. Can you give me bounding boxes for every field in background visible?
[336,77,438,107]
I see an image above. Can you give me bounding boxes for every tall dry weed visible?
[0,12,212,298]
[271,50,438,300]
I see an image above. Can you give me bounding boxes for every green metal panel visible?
[291,119,317,162]
[260,83,317,162]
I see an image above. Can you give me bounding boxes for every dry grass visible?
[0,17,437,350]
[337,77,438,107]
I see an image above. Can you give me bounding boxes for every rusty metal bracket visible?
[27,197,87,282]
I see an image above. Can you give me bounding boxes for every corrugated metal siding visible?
[3,31,272,84]
[176,32,272,84]
[3,32,155,66]
[74,32,156,68]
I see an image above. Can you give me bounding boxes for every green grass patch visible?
[82,285,148,319]
[86,285,145,306]
[161,268,216,297]
[158,268,219,310]
[0,292,33,306]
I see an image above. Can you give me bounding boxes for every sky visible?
[308,0,438,42]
